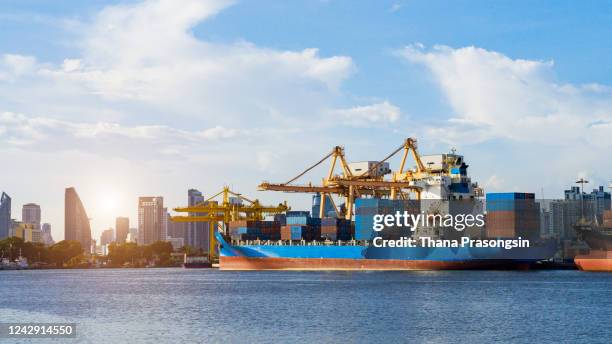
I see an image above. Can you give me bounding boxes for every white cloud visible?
[0,0,355,129]
[2,54,37,78]
[482,175,503,191]
[399,44,612,194]
[0,111,252,162]
[390,3,403,13]
[400,44,612,146]
[330,101,401,127]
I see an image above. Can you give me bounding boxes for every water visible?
[1,269,611,343]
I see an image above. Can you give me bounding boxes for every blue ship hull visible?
[217,233,558,270]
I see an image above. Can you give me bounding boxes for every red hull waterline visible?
[220,256,528,271]
[575,250,612,272]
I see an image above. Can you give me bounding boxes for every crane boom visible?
[171,186,289,261]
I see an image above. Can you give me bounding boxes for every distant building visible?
[168,220,187,241]
[65,187,92,253]
[586,186,611,223]
[540,209,551,238]
[563,186,606,219]
[41,223,54,245]
[100,228,114,246]
[549,200,566,239]
[162,207,169,240]
[187,189,208,252]
[138,196,164,245]
[312,193,335,218]
[126,228,138,243]
[0,192,11,239]
[548,185,612,241]
[115,217,129,244]
[22,203,41,230]
[13,222,42,243]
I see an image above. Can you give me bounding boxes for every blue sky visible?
[1,0,611,241]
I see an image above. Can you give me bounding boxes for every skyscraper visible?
[22,203,42,230]
[168,220,187,240]
[41,223,54,245]
[116,217,129,244]
[187,189,208,251]
[0,192,10,239]
[162,207,169,240]
[65,187,92,252]
[100,228,114,246]
[138,196,164,245]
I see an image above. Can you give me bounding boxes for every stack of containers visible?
[274,213,287,226]
[228,220,281,241]
[281,211,321,241]
[485,193,539,239]
[320,218,353,241]
[354,198,420,240]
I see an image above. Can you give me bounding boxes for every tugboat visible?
[182,254,212,268]
[574,218,612,272]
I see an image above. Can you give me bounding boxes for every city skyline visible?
[2,181,611,244]
[1,0,612,242]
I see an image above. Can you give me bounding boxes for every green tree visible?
[107,242,141,266]
[48,240,83,267]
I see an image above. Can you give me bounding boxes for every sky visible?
[1,0,612,242]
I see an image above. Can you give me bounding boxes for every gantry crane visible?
[258,138,428,220]
[171,187,289,261]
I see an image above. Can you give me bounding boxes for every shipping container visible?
[354,198,421,240]
[485,210,539,239]
[286,211,310,217]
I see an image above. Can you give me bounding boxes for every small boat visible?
[183,255,212,268]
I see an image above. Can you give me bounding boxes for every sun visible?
[96,187,125,214]
[100,194,118,213]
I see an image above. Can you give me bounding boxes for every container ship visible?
[216,139,557,270]
[573,212,612,272]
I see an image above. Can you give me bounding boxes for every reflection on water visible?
[1,269,611,343]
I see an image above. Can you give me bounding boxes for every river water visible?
[0,269,610,343]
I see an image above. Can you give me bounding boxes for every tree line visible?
[0,237,191,268]
[106,241,174,267]
[0,237,84,267]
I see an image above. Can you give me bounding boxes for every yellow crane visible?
[171,187,289,261]
[258,138,427,220]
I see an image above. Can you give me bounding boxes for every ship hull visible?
[183,263,212,268]
[574,250,612,272]
[220,256,524,270]
[216,233,556,271]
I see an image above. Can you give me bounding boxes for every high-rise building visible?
[168,220,187,240]
[138,196,164,245]
[0,192,10,239]
[65,187,92,252]
[559,185,612,240]
[162,207,169,240]
[41,223,54,245]
[115,217,129,244]
[100,228,114,246]
[187,189,209,251]
[22,203,41,230]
